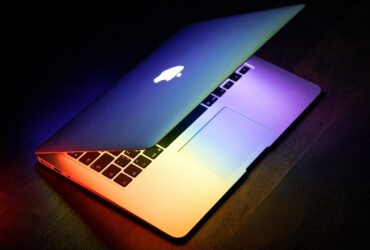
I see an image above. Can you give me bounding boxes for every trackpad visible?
[179,108,273,179]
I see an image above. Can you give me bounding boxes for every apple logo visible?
[154,65,184,83]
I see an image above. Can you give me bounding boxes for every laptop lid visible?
[36,4,304,153]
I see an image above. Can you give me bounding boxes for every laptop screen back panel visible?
[36,4,304,153]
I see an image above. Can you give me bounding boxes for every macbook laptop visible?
[36,4,321,238]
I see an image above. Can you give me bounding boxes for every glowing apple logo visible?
[154,65,184,84]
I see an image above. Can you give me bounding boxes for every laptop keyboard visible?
[67,147,159,187]
[66,65,249,188]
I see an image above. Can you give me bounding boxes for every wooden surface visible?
[1,1,370,249]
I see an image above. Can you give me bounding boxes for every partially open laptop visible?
[36,4,321,238]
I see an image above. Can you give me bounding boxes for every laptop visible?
[36,4,321,238]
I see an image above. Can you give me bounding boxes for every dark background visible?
[1,0,370,249]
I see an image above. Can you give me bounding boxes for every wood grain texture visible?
[1,1,369,249]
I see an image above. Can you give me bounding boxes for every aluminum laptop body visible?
[36,4,321,238]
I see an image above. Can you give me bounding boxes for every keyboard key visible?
[212,87,226,97]
[134,155,151,168]
[90,153,114,172]
[67,152,84,159]
[102,164,121,179]
[115,155,131,168]
[114,173,132,187]
[124,150,140,158]
[124,164,142,177]
[158,105,207,148]
[223,80,234,89]
[202,94,218,107]
[239,66,249,74]
[143,145,163,159]
[229,72,242,81]
[108,150,122,156]
[79,152,100,166]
